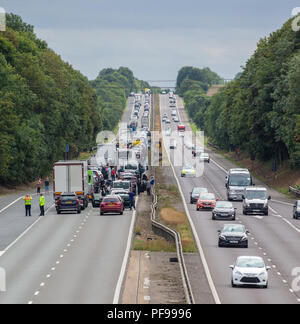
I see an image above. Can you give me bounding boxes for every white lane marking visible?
[282,218,300,234]
[34,291,39,296]
[160,104,220,305]
[113,198,138,304]
[272,199,294,207]
[0,196,23,214]
[40,282,45,287]
[0,203,55,257]
[28,301,33,304]
[46,274,51,278]
[269,206,278,214]
[51,267,55,271]
[254,216,264,220]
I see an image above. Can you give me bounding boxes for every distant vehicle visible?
[162,91,166,94]
[196,192,216,210]
[218,224,249,248]
[169,138,177,149]
[113,180,131,192]
[199,153,210,163]
[190,187,208,204]
[92,192,103,208]
[100,195,124,215]
[181,165,196,177]
[165,128,172,136]
[165,119,171,124]
[242,187,271,215]
[192,147,204,157]
[178,125,185,134]
[110,189,130,209]
[173,117,179,122]
[226,168,253,201]
[162,117,167,123]
[212,201,236,220]
[53,160,89,210]
[293,200,300,219]
[56,192,81,214]
[230,256,270,288]
[171,110,177,117]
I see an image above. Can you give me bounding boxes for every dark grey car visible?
[190,187,208,204]
[212,201,236,220]
[218,224,249,248]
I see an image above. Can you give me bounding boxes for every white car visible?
[181,165,196,177]
[230,256,270,288]
[165,128,172,136]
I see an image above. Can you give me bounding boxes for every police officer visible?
[23,194,32,216]
[39,193,45,216]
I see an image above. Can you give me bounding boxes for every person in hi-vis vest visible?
[23,194,32,216]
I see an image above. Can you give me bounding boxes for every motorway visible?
[0,96,143,304]
[160,94,300,304]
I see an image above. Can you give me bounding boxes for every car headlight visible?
[258,271,267,277]
[241,236,248,241]
[219,235,226,240]
[234,271,243,277]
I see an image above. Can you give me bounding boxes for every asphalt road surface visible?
[160,94,300,304]
[0,97,145,304]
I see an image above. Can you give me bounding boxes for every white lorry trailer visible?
[53,160,89,210]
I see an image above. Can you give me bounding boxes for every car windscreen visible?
[193,188,208,194]
[223,225,245,233]
[246,190,267,200]
[103,197,119,203]
[236,258,265,268]
[113,182,130,189]
[199,193,215,200]
[215,201,233,208]
[61,196,76,201]
[228,174,251,186]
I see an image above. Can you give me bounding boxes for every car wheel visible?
[57,211,61,215]
[100,211,104,215]
[264,211,269,216]
[190,199,193,204]
[243,209,247,215]
[212,215,216,220]
[263,282,268,289]
[77,209,81,214]
[231,280,236,288]
[197,207,199,211]
[120,211,123,215]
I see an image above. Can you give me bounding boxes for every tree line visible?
[0,14,150,185]
[90,67,151,131]
[178,17,300,168]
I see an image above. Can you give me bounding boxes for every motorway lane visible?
[0,192,54,251]
[0,97,140,304]
[0,204,134,304]
[160,94,300,304]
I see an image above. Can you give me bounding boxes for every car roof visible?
[228,168,250,174]
[245,187,267,191]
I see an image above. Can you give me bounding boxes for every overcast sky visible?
[0,0,299,86]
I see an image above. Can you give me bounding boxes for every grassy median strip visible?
[154,94,197,253]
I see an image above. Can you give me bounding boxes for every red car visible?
[100,195,124,215]
[197,192,217,211]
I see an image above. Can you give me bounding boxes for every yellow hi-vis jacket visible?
[39,195,45,207]
[24,195,32,205]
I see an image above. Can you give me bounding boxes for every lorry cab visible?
[226,168,253,201]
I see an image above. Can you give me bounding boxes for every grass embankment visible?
[156,181,197,253]
[209,145,300,198]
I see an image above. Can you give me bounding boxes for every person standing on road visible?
[37,178,42,194]
[129,188,136,210]
[39,193,46,216]
[23,194,32,216]
[111,168,116,181]
[146,180,151,196]
[45,177,50,194]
